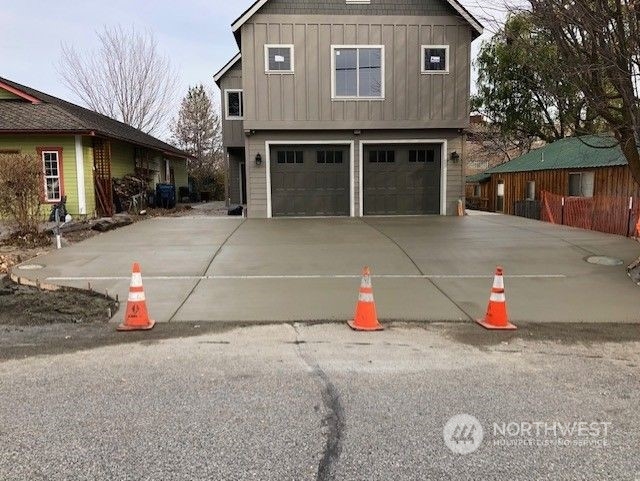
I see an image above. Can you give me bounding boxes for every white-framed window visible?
[225,89,244,120]
[568,172,594,197]
[331,45,385,100]
[264,44,294,73]
[40,149,62,202]
[421,45,450,74]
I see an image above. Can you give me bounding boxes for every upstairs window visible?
[265,45,294,73]
[421,45,449,74]
[332,46,384,99]
[225,90,243,120]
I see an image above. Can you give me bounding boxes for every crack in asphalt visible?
[291,323,345,481]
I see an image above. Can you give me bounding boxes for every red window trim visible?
[37,147,64,204]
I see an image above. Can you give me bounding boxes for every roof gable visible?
[231,0,483,37]
[0,76,190,159]
[0,80,41,104]
[213,53,242,85]
[486,136,628,174]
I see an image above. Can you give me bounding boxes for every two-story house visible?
[214,0,483,218]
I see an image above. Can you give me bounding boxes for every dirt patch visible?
[0,321,238,361]
[0,275,116,326]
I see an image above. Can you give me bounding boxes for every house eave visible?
[230,0,484,37]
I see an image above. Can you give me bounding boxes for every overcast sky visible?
[1,0,503,131]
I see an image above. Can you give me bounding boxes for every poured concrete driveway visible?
[13,214,640,323]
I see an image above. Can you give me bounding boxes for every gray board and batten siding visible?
[239,14,472,130]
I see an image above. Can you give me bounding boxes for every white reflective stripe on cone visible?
[489,292,506,302]
[130,273,143,288]
[128,291,146,302]
[361,276,372,288]
[359,292,375,302]
[493,275,504,290]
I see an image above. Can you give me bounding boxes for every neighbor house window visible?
[526,181,536,200]
[421,45,449,74]
[568,172,594,197]
[39,148,63,202]
[332,46,384,99]
[265,45,294,73]
[225,89,243,120]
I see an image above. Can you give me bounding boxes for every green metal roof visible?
[485,136,627,174]
[466,172,491,183]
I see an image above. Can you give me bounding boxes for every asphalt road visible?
[1,322,639,480]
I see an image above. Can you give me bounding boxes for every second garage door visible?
[270,144,350,217]
[363,144,442,215]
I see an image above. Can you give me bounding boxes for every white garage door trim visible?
[358,139,448,216]
[265,140,356,218]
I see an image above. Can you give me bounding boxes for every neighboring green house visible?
[0,76,191,218]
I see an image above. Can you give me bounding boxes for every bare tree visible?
[171,85,225,200]
[527,0,640,184]
[58,26,178,134]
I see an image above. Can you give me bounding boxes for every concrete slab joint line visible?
[360,218,477,322]
[167,219,247,322]
[292,324,345,481]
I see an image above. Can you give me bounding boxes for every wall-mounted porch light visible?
[255,153,262,166]
[450,151,461,162]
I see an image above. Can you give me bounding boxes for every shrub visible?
[0,153,44,235]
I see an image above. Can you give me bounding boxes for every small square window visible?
[369,151,378,163]
[277,151,286,164]
[265,45,294,73]
[317,151,325,164]
[426,150,435,162]
[422,46,449,74]
[295,151,304,164]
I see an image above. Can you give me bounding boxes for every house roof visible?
[213,53,242,85]
[485,136,628,175]
[230,0,484,37]
[466,172,491,183]
[0,77,191,159]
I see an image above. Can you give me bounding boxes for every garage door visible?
[363,144,441,215]
[270,144,350,217]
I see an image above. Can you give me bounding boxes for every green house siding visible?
[0,135,88,217]
[0,89,20,100]
[110,140,136,179]
[171,159,188,190]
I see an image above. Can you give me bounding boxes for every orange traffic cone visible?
[348,267,384,331]
[476,266,516,330]
[117,262,155,331]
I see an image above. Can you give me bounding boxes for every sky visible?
[0,0,504,136]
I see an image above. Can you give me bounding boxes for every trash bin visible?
[155,183,176,209]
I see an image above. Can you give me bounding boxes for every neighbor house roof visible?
[213,53,242,85]
[230,0,484,37]
[466,172,491,183]
[485,136,628,175]
[0,77,191,159]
